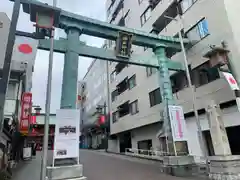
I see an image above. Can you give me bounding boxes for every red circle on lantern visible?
[229,77,236,84]
[18,44,33,54]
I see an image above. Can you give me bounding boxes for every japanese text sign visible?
[20,92,32,133]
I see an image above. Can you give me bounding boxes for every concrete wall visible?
[107,0,240,135]
[112,105,240,157]
[186,105,239,157]
[108,139,119,153]
[131,123,161,150]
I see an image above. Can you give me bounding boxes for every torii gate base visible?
[46,165,86,180]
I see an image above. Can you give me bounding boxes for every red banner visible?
[20,92,32,133]
[31,115,36,124]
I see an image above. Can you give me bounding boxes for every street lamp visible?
[203,41,240,112]
[203,45,229,68]
[164,15,207,158]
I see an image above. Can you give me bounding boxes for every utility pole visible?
[0,0,21,132]
[164,15,207,158]
[103,102,107,152]
[40,0,57,179]
[106,59,111,152]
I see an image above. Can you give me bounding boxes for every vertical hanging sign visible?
[168,105,188,141]
[115,31,133,59]
[20,92,32,134]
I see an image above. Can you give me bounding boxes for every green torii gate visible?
[19,0,191,152]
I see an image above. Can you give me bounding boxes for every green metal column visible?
[60,28,80,109]
[154,45,175,153]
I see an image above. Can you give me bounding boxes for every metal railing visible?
[125,148,208,163]
[126,148,190,156]
[125,148,170,161]
[125,148,209,178]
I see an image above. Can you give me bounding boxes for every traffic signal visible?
[98,115,105,125]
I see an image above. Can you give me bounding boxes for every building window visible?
[180,0,197,14]
[140,7,151,26]
[170,71,188,93]
[124,9,131,25]
[149,0,161,10]
[117,78,128,95]
[111,90,118,102]
[130,100,139,115]
[112,0,124,21]
[112,111,118,123]
[115,63,127,74]
[118,17,125,27]
[138,0,143,4]
[191,61,220,88]
[118,101,130,118]
[128,74,136,89]
[146,67,157,77]
[149,88,162,107]
[186,18,209,44]
[150,28,159,35]
[110,71,116,83]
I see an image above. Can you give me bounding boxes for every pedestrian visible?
[31,141,36,157]
[32,142,36,157]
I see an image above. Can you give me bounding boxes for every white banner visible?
[53,109,80,160]
[222,71,239,90]
[168,105,188,142]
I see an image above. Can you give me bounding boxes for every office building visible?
[105,0,240,156]
[79,55,109,149]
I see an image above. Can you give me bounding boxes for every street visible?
[12,150,198,180]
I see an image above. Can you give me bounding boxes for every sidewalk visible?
[12,155,42,180]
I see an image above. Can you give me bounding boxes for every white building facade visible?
[0,12,37,127]
[79,57,108,149]
[105,0,240,156]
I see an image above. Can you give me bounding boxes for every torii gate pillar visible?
[60,27,80,109]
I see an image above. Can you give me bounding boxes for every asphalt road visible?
[80,150,195,180]
[12,150,197,180]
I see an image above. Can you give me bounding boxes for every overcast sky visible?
[1,0,106,113]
